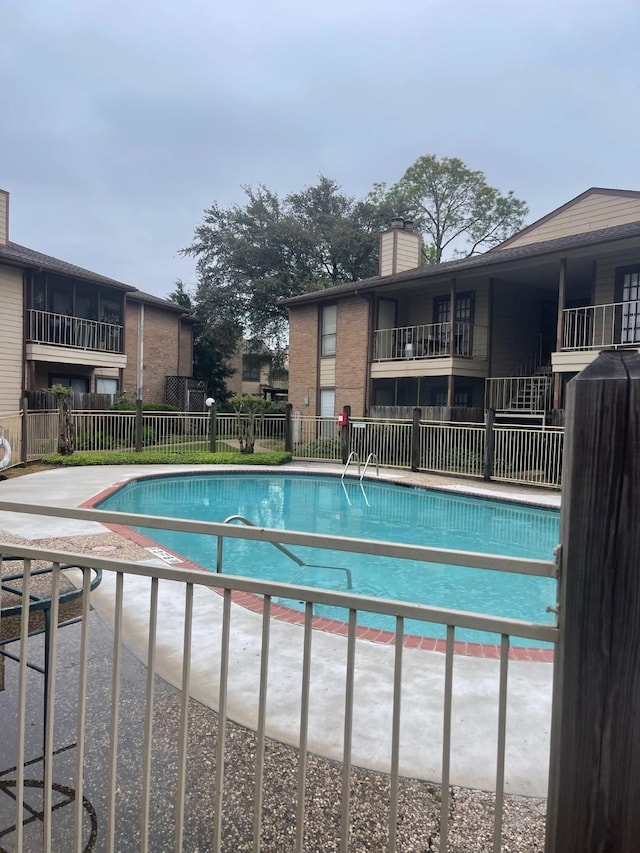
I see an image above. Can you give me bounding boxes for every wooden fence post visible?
[411,407,421,472]
[340,405,351,465]
[20,397,28,464]
[546,350,640,852]
[483,408,495,480]
[284,403,293,453]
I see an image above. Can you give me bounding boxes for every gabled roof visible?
[0,240,136,291]
[493,187,640,251]
[129,288,199,322]
[0,239,199,321]
[282,218,640,306]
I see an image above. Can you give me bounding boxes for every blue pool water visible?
[98,473,559,645]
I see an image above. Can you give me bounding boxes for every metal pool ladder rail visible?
[341,451,360,479]
[361,453,379,480]
[218,514,353,589]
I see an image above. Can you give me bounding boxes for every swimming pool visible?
[98,473,558,645]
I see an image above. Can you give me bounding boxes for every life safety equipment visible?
[0,436,11,470]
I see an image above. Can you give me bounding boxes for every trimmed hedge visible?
[42,450,292,466]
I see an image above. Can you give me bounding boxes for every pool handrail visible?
[219,514,353,589]
[341,451,360,480]
[361,453,379,480]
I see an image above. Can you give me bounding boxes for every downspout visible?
[22,271,29,397]
[355,288,373,416]
[137,302,145,402]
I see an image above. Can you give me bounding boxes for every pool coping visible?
[83,467,556,663]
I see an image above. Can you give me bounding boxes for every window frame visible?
[320,304,337,357]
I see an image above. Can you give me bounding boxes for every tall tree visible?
[375,155,528,262]
[167,280,234,403]
[181,177,398,346]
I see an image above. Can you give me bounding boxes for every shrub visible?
[295,437,341,459]
[42,450,292,466]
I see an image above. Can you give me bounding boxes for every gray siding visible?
[490,281,542,376]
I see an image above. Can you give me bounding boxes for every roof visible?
[0,240,136,291]
[128,289,199,322]
[492,187,640,251]
[0,239,199,321]
[281,218,640,306]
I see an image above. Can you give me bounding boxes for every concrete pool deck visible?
[0,464,560,797]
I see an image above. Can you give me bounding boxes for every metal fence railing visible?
[419,420,486,478]
[0,410,22,470]
[3,408,565,488]
[0,500,558,852]
[292,415,342,461]
[349,419,414,469]
[493,425,564,488]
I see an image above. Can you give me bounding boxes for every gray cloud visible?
[1,0,639,295]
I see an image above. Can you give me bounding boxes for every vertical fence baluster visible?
[174,583,193,851]
[213,588,232,852]
[388,616,404,853]
[439,625,455,853]
[107,572,124,853]
[140,576,159,853]
[295,602,314,852]
[253,596,271,853]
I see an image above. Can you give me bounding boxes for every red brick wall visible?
[335,296,370,416]
[288,303,318,413]
[287,296,371,417]
[178,320,194,377]
[122,302,139,397]
[123,302,187,403]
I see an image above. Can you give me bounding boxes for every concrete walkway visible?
[0,464,559,796]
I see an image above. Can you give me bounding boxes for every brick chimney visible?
[0,190,8,246]
[379,217,422,277]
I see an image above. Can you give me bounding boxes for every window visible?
[319,388,335,439]
[321,304,337,357]
[242,358,261,381]
[616,266,640,344]
[433,292,475,355]
[96,377,119,394]
[49,374,89,395]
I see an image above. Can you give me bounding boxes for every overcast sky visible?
[2,0,639,297]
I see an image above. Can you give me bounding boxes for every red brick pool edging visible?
[82,479,554,663]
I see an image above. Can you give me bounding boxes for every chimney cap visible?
[389,216,414,231]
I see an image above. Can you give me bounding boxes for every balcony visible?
[27,309,123,354]
[553,301,640,373]
[373,322,487,362]
[562,301,640,351]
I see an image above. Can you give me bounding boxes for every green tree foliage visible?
[229,394,270,454]
[373,154,528,262]
[168,280,234,403]
[181,176,399,346]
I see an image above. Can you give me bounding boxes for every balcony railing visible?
[27,309,123,353]
[485,375,554,414]
[562,301,640,351]
[373,322,487,361]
